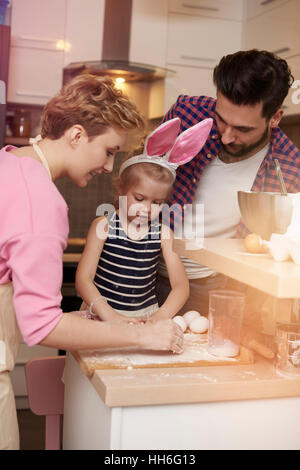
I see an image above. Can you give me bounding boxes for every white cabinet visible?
[246,0,290,19]
[8,46,64,105]
[165,2,243,114]
[7,0,167,105]
[63,0,105,67]
[167,13,243,68]
[130,0,168,68]
[244,0,300,115]
[10,0,66,41]
[8,0,67,104]
[168,0,244,21]
[245,0,300,59]
[8,0,105,105]
[164,65,216,111]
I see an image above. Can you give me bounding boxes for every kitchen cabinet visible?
[63,0,105,67]
[246,0,290,20]
[167,13,243,69]
[7,0,168,106]
[10,0,66,41]
[245,0,300,59]
[62,347,300,449]
[164,65,216,111]
[7,0,105,105]
[8,46,64,105]
[164,6,243,113]
[129,0,168,68]
[283,54,300,116]
[8,0,67,105]
[244,0,300,115]
[168,0,244,21]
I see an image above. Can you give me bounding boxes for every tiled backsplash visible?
[55,152,126,239]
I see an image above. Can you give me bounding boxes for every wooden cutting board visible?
[73,333,254,377]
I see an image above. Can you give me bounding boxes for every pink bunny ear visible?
[145,118,181,156]
[167,118,213,165]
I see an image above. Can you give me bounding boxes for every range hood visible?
[63,0,174,84]
[63,59,173,83]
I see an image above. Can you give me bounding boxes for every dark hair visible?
[213,49,294,120]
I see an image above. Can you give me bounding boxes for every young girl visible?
[76,117,213,323]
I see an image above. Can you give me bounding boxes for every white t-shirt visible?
[160,144,269,279]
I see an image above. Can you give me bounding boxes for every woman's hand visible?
[140,319,184,354]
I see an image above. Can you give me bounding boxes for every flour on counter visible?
[80,333,237,368]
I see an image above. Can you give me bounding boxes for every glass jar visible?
[275,322,300,378]
[12,108,31,137]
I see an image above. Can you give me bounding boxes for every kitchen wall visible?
[243,0,300,117]
[281,117,300,149]
[55,154,126,239]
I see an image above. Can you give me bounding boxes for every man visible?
[157,49,300,358]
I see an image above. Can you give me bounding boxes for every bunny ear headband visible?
[119,117,213,181]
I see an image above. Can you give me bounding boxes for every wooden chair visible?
[25,356,66,450]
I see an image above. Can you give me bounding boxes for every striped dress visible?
[94,211,161,317]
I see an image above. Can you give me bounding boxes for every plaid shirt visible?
[163,95,300,237]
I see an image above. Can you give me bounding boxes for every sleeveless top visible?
[94,212,161,317]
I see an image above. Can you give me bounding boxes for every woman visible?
[0,74,183,449]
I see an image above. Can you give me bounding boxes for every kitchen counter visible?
[74,351,300,407]
[63,352,300,450]
[62,253,82,263]
[62,238,300,450]
[173,238,300,298]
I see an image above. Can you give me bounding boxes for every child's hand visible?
[106,313,145,324]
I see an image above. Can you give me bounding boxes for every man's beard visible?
[220,125,270,158]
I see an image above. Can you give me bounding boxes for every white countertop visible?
[174,238,300,298]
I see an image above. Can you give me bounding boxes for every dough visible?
[189,316,209,334]
[183,310,200,326]
[172,316,187,332]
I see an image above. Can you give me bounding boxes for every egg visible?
[172,316,187,332]
[183,310,200,326]
[244,233,268,253]
[189,316,209,334]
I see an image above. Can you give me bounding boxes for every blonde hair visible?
[41,74,145,139]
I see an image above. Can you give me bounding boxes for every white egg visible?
[172,316,187,332]
[183,310,200,326]
[189,316,209,334]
